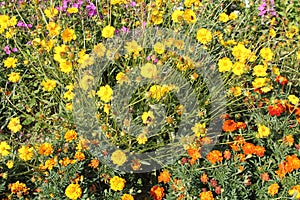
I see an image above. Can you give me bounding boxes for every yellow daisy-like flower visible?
[4,57,18,68]
[288,95,299,105]
[252,77,268,89]
[260,47,274,61]
[67,7,78,14]
[142,111,155,124]
[232,62,245,76]
[229,12,238,20]
[38,142,54,156]
[172,10,184,22]
[0,141,11,156]
[18,145,34,161]
[256,124,270,138]
[41,79,57,92]
[110,176,126,191]
[218,57,233,72]
[102,25,115,38]
[269,28,276,38]
[183,9,197,24]
[8,72,21,83]
[253,65,267,77]
[94,43,106,58]
[268,183,279,196]
[6,160,14,169]
[136,133,148,144]
[196,28,212,44]
[111,150,127,166]
[122,194,134,200]
[61,28,77,43]
[191,123,207,137]
[44,7,58,19]
[153,42,165,54]
[219,13,229,23]
[97,85,113,102]
[65,183,82,200]
[116,72,128,84]
[46,22,61,37]
[288,185,300,199]
[125,40,143,55]
[79,75,94,91]
[140,63,157,79]
[7,117,22,133]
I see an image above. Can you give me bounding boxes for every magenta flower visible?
[4,46,11,55]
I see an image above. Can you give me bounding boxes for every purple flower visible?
[12,48,18,52]
[130,1,136,6]
[258,3,266,11]
[121,26,129,33]
[1,1,5,6]
[86,2,97,17]
[4,46,11,54]
[17,21,25,27]
[146,56,151,61]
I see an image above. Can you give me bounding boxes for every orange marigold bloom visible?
[64,130,77,142]
[10,181,30,196]
[38,142,54,156]
[229,144,240,152]
[242,142,255,155]
[187,146,201,165]
[88,158,100,168]
[237,122,247,130]
[74,151,85,161]
[222,120,237,132]
[206,150,223,164]
[268,183,279,196]
[253,145,265,157]
[260,172,270,181]
[283,135,294,146]
[199,191,214,200]
[158,170,171,184]
[150,186,165,200]
[223,150,231,160]
[200,173,209,184]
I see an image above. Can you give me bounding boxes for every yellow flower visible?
[172,10,184,22]
[7,117,22,133]
[116,72,128,84]
[4,57,18,68]
[44,7,58,18]
[0,141,11,156]
[111,150,127,166]
[94,43,106,58]
[136,133,148,144]
[149,85,171,100]
[6,160,14,169]
[41,79,57,92]
[110,176,126,191]
[59,60,73,73]
[229,86,242,97]
[192,123,207,137]
[122,194,134,200]
[38,142,54,156]
[79,75,94,91]
[125,40,143,55]
[102,25,115,38]
[288,95,299,105]
[0,15,10,29]
[64,90,75,100]
[97,85,113,102]
[142,111,155,124]
[196,28,212,44]
[46,22,61,37]
[232,44,251,62]
[18,145,34,161]
[64,130,77,142]
[256,124,270,138]
[232,62,245,76]
[219,13,229,23]
[67,7,78,14]
[229,12,238,20]
[268,183,279,196]
[260,47,274,61]
[218,57,232,72]
[140,63,157,79]
[151,9,164,25]
[104,104,110,114]
[272,66,280,75]
[61,28,77,43]
[269,28,276,38]
[183,9,197,24]
[253,65,267,77]
[10,181,29,195]
[65,183,82,200]
[153,42,165,54]
[289,185,300,199]
[54,44,68,62]
[66,103,72,111]
[252,77,267,88]
[8,72,21,83]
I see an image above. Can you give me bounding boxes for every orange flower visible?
[158,170,171,184]
[199,191,214,200]
[268,183,279,196]
[222,120,237,132]
[223,150,231,160]
[150,186,165,200]
[260,172,270,181]
[206,150,223,164]
[283,135,294,146]
[88,158,100,168]
[253,146,265,157]
[187,146,201,164]
[242,142,255,155]
[200,173,209,184]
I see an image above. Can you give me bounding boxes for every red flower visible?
[222,120,237,132]
[268,103,285,117]
[276,76,288,85]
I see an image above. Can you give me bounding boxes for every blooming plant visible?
[0,0,299,199]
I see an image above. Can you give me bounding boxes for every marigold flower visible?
[253,65,267,77]
[18,145,34,161]
[111,150,127,166]
[38,142,53,156]
[200,173,209,184]
[88,158,100,168]
[268,183,279,196]
[97,85,113,102]
[253,145,265,157]
[275,76,288,85]
[8,72,21,83]
[219,13,229,22]
[232,62,245,75]
[150,186,165,200]
[61,28,77,43]
[196,28,212,44]
[59,60,73,73]
[0,141,11,156]
[102,25,115,38]
[64,130,77,142]
[74,151,85,161]
[260,47,274,61]
[46,22,61,37]
[260,172,270,181]
[256,124,270,138]
[41,79,57,92]
[65,183,82,200]
[192,123,207,137]
[199,191,214,200]
[7,117,22,133]
[268,103,285,117]
[206,150,223,164]
[6,160,14,169]
[122,194,134,200]
[4,57,18,68]
[136,133,148,144]
[222,120,237,132]
[44,6,58,18]
[10,181,29,196]
[187,146,201,164]
[218,57,232,72]
[288,95,299,105]
[110,176,126,191]
[289,185,300,199]
[158,170,171,184]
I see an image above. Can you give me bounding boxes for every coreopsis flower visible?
[44,6,58,18]
[151,9,164,25]
[125,40,143,54]
[252,77,268,89]
[97,85,113,102]
[46,22,61,37]
[150,186,165,200]
[61,28,77,43]
[67,7,78,14]
[232,62,245,75]
[64,130,77,142]
[196,28,212,44]
[206,150,223,164]
[8,72,21,83]
[94,43,106,58]
[219,13,229,22]
[6,160,14,169]
[172,10,184,22]
[121,194,134,200]
[116,72,128,84]
[192,123,207,137]
[18,145,34,161]
[288,95,299,105]
[149,85,171,100]
[59,60,73,73]
[3,57,17,68]
[229,12,238,20]
[229,86,242,97]
[222,120,237,132]
[136,133,148,144]
[110,176,126,191]
[65,183,82,200]
[218,57,233,72]
[199,191,214,200]
[66,102,72,111]
[10,181,30,196]
[111,150,127,166]
[0,141,11,156]
[158,170,171,184]
[289,185,300,199]
[253,65,267,76]
[142,111,155,124]
[268,183,279,196]
[260,47,274,61]
[41,79,57,92]
[102,25,115,38]
[153,42,165,54]
[38,142,53,156]
[140,63,157,79]
[231,44,251,62]
[286,25,299,38]
[269,28,276,38]
[183,9,197,24]
[256,124,270,138]
[7,117,22,133]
